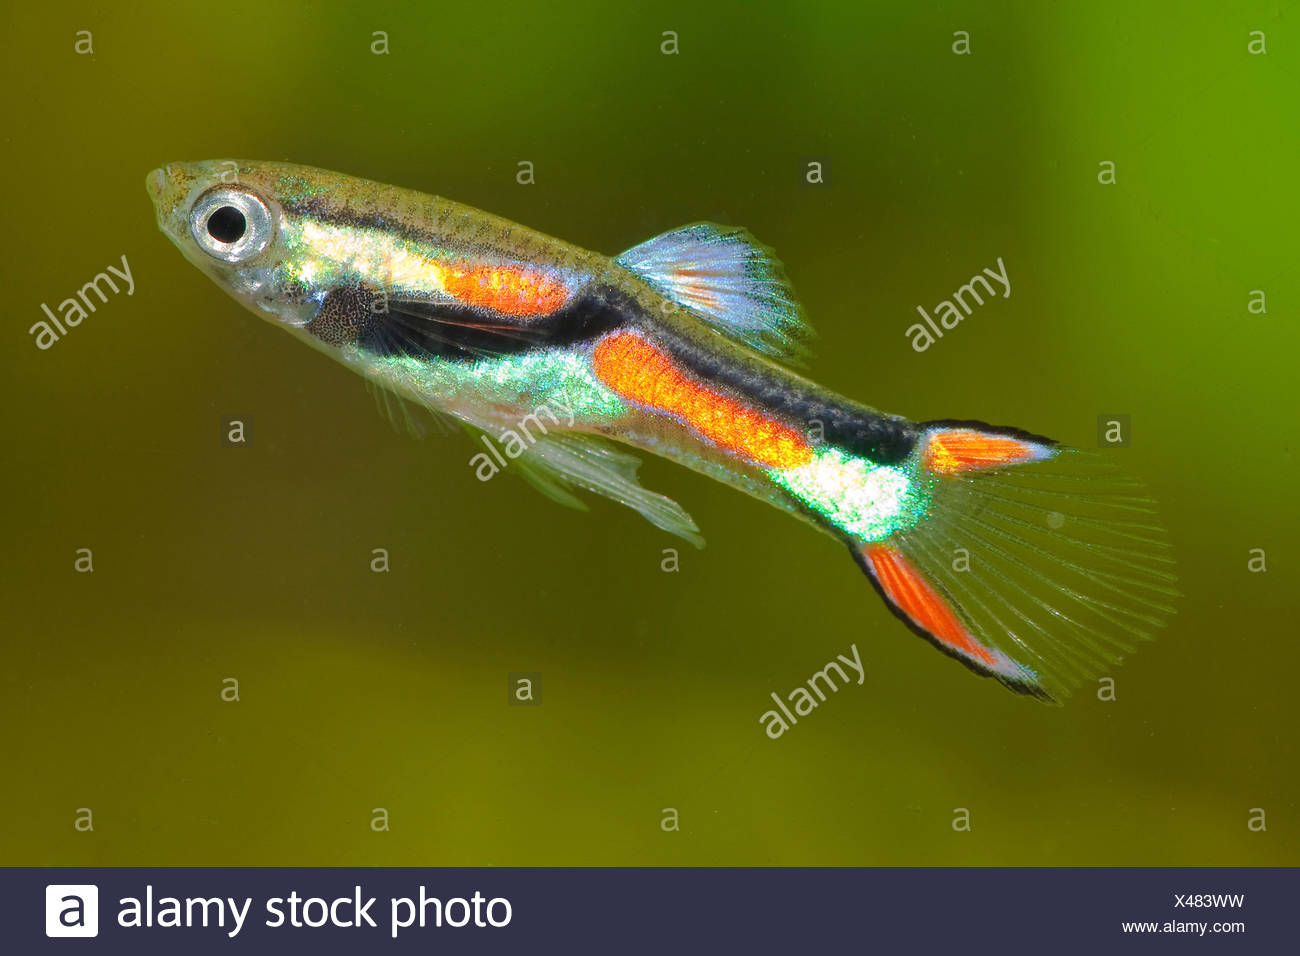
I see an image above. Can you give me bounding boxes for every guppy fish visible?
[147,160,1176,701]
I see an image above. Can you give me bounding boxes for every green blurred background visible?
[2,1,1296,865]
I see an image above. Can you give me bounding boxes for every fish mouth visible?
[146,164,191,239]
[146,166,167,202]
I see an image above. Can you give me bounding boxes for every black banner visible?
[9,866,1294,953]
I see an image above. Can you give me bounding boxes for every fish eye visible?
[207,205,246,242]
[189,187,273,262]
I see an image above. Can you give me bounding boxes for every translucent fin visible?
[364,379,455,439]
[512,449,589,512]
[853,425,1178,701]
[615,223,814,365]
[514,433,705,547]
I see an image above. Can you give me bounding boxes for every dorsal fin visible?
[615,223,814,366]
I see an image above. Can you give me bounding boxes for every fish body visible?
[148,160,1176,701]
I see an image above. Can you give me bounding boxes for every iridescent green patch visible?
[770,448,931,540]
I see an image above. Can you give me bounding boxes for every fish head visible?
[147,160,328,328]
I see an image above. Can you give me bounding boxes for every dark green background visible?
[2,1,1296,865]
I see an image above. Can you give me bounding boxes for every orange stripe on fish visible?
[863,543,997,667]
[592,331,814,469]
[440,264,569,317]
[923,428,1046,474]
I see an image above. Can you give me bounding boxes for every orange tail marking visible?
[864,544,996,667]
[592,331,814,469]
[924,429,1042,474]
[441,265,569,317]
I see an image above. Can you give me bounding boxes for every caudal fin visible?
[853,422,1178,702]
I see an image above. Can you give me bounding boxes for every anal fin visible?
[512,432,704,548]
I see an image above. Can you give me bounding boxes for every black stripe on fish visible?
[655,331,918,464]
[308,282,918,465]
[306,283,625,359]
[615,293,919,464]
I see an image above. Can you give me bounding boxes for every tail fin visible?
[853,422,1178,702]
